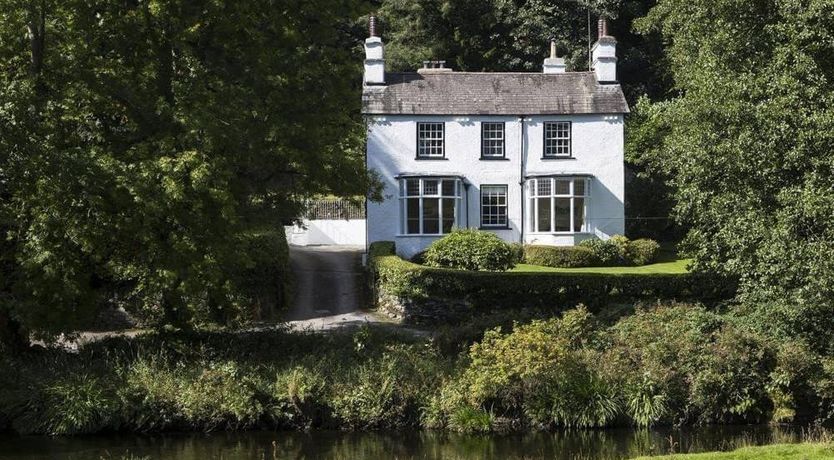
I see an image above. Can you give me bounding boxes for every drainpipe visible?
[462,180,471,228]
[519,116,526,244]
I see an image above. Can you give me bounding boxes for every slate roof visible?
[362,71,629,115]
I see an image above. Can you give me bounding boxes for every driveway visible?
[284,245,367,321]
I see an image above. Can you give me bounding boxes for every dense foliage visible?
[629,0,834,353]
[0,0,375,343]
[523,245,599,268]
[374,0,670,102]
[370,242,733,318]
[423,229,516,271]
[578,236,660,266]
[4,304,834,435]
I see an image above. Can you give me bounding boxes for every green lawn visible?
[631,443,834,460]
[512,257,692,274]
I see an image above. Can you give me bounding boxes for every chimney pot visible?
[598,17,609,38]
[550,39,557,59]
[369,15,378,37]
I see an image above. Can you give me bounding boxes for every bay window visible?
[528,177,590,233]
[400,177,463,235]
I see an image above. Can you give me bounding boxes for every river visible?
[0,425,808,459]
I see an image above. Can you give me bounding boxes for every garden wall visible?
[368,241,736,324]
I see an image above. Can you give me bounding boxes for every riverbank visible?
[634,442,834,459]
[2,303,833,436]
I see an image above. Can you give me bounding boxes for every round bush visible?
[579,238,623,266]
[629,238,661,266]
[523,245,598,268]
[423,229,516,271]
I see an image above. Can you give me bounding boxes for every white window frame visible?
[399,177,463,235]
[481,122,505,158]
[417,122,445,158]
[527,177,590,234]
[480,185,508,228]
[543,121,572,158]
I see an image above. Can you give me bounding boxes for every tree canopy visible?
[630,0,834,351]
[0,0,374,342]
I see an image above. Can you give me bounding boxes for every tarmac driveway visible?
[284,245,366,321]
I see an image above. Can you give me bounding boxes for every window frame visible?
[480,122,506,160]
[398,177,463,236]
[479,184,509,229]
[527,177,590,234]
[416,122,446,159]
[542,121,572,159]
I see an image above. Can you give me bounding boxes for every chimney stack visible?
[591,17,617,83]
[542,38,566,74]
[364,15,385,85]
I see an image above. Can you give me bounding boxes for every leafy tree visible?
[631,0,834,352]
[373,0,669,100]
[0,0,375,347]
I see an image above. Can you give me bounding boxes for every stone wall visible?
[375,290,472,325]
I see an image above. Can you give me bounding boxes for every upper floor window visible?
[417,122,444,158]
[481,122,505,158]
[399,177,462,235]
[528,177,589,233]
[543,121,571,158]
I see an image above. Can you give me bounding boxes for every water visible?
[0,426,806,460]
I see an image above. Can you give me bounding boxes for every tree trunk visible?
[27,1,45,77]
[0,310,29,354]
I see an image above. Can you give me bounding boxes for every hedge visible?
[369,241,736,315]
[523,245,598,268]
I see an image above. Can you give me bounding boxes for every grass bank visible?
[632,442,834,459]
[513,258,691,274]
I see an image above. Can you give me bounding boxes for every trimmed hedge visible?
[578,236,661,266]
[523,245,598,268]
[369,241,736,317]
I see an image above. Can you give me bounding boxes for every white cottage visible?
[363,17,629,259]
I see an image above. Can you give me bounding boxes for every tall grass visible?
[2,303,834,435]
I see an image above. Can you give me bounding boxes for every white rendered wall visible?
[285,219,366,246]
[524,114,625,246]
[366,114,624,259]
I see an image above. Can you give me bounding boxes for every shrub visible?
[177,361,264,430]
[272,365,326,428]
[579,236,661,266]
[599,304,775,426]
[330,343,442,429]
[368,240,396,259]
[509,242,525,264]
[435,308,620,430]
[423,229,516,271]
[523,245,598,268]
[609,235,631,261]
[579,238,623,266]
[629,239,661,265]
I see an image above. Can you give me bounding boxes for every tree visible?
[374,0,669,102]
[0,0,374,347]
[631,0,834,352]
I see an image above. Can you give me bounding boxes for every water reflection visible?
[0,425,805,460]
